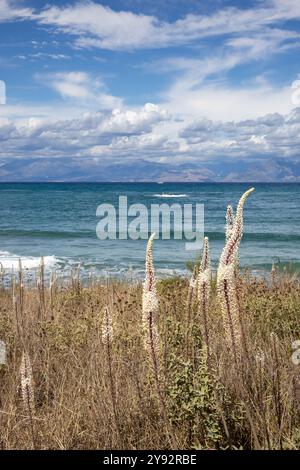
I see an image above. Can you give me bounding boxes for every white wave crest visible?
[0,251,58,270]
[153,193,187,198]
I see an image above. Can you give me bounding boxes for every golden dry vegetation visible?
[0,270,299,450]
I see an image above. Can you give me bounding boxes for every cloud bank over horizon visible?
[0,0,300,181]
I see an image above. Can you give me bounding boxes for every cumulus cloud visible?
[1,0,300,178]
[179,108,300,159]
[98,104,168,135]
[1,98,300,164]
[90,133,170,158]
[0,103,170,158]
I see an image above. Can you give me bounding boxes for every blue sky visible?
[0,0,300,181]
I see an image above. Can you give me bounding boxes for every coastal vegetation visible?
[0,189,299,450]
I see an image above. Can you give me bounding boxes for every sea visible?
[0,182,299,282]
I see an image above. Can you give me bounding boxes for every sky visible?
[0,0,300,181]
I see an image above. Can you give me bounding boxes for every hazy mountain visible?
[0,157,299,182]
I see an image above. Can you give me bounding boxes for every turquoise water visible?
[0,182,299,279]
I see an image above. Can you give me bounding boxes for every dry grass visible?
[0,269,300,450]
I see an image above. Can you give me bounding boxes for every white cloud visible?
[1,97,300,164]
[2,0,298,51]
[0,103,170,158]
[163,81,295,122]
[0,1,300,180]
[50,72,91,99]
[38,71,123,110]
[90,133,168,157]
[33,0,300,51]
[15,52,70,61]
[154,36,298,121]
[178,107,300,159]
[98,103,168,135]
[0,0,33,22]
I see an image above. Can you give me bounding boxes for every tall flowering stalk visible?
[142,234,177,448]
[142,233,160,371]
[226,202,247,357]
[142,235,165,407]
[20,351,36,449]
[217,188,254,364]
[197,237,211,367]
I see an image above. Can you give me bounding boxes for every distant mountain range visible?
[0,157,299,182]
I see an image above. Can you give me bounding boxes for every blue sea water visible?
[0,182,299,280]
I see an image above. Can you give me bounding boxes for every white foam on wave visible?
[0,251,58,270]
[153,193,187,198]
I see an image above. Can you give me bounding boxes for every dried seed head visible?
[143,233,158,318]
[255,349,265,365]
[20,352,35,415]
[144,233,156,293]
[200,236,210,272]
[225,205,235,241]
[102,306,113,344]
[198,236,211,301]
[143,290,159,318]
[189,265,197,291]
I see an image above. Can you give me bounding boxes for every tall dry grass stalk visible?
[270,332,283,448]
[37,256,46,319]
[185,264,197,359]
[102,306,121,442]
[49,269,56,320]
[12,260,26,345]
[217,188,254,364]
[142,234,178,448]
[102,305,113,345]
[197,236,211,367]
[20,351,36,449]
[187,264,197,315]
